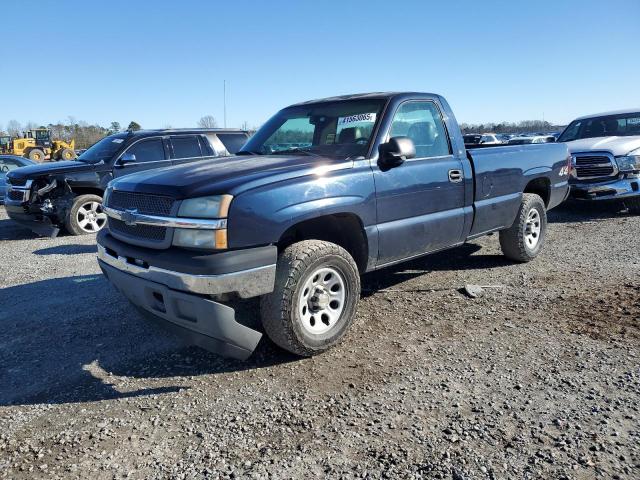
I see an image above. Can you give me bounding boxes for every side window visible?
[198,136,215,156]
[0,159,21,174]
[389,102,451,158]
[171,136,202,159]
[217,133,249,154]
[125,138,166,163]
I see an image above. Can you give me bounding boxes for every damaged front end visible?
[5,176,77,237]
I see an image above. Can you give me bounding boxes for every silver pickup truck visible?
[558,109,640,212]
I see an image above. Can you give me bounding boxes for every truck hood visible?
[110,154,352,199]
[7,160,99,181]
[564,136,640,156]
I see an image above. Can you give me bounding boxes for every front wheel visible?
[58,148,76,161]
[260,240,361,356]
[65,194,107,235]
[499,193,547,262]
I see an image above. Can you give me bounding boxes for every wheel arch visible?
[523,176,551,207]
[277,213,369,273]
[68,186,104,198]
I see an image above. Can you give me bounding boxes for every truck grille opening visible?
[7,190,25,201]
[108,218,167,242]
[8,178,28,187]
[574,155,615,179]
[108,191,174,215]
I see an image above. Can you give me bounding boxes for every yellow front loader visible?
[9,129,76,162]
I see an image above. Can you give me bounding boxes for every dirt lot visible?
[0,203,638,479]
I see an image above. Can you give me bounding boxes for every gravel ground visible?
[0,202,638,479]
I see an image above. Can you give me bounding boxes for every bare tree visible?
[6,120,21,136]
[198,115,218,128]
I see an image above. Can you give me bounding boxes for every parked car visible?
[97,92,570,360]
[508,135,556,145]
[557,109,640,212]
[463,133,503,146]
[4,128,250,236]
[0,155,35,204]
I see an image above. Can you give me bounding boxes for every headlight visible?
[173,195,232,250]
[615,155,640,172]
[178,195,233,218]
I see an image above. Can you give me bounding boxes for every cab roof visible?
[289,92,440,106]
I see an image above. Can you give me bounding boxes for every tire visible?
[499,193,547,262]
[625,197,640,215]
[260,240,361,356]
[28,149,45,162]
[59,148,76,160]
[65,194,107,235]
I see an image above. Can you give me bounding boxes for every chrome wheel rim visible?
[524,208,541,248]
[77,201,107,233]
[298,266,346,335]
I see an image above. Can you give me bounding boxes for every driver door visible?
[373,101,466,266]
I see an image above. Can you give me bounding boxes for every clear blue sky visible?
[2,0,638,130]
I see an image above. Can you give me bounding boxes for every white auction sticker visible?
[338,113,376,125]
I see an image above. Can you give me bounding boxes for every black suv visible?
[5,129,249,237]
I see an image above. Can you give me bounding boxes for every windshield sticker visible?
[338,113,376,126]
[112,138,124,143]
[628,118,640,125]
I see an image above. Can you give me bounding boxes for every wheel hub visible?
[297,266,347,335]
[309,287,330,310]
[524,208,541,248]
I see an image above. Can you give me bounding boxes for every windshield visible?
[35,130,50,140]
[77,134,127,163]
[558,112,640,142]
[463,135,481,144]
[241,99,386,159]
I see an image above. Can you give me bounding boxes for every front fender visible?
[227,161,376,249]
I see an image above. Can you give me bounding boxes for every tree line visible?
[459,120,564,134]
[0,115,257,150]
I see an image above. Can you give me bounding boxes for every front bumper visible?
[4,202,60,237]
[570,175,640,201]
[97,232,277,360]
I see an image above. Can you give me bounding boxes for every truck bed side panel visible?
[467,143,569,237]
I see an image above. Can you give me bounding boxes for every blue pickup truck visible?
[97,92,570,359]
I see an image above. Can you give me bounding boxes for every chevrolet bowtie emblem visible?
[122,209,138,227]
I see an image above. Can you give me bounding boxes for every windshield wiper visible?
[236,150,262,156]
[269,148,319,157]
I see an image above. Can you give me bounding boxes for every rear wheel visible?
[499,193,547,262]
[65,194,107,235]
[28,149,45,162]
[260,240,360,356]
[625,197,640,215]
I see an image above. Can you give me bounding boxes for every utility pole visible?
[223,80,227,128]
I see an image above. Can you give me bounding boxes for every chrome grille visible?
[108,191,174,215]
[573,154,616,179]
[108,218,167,242]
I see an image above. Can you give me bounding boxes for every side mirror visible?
[119,152,136,165]
[378,136,415,170]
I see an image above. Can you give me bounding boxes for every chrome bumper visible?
[97,244,276,299]
[570,175,640,201]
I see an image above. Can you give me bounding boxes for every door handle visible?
[448,169,463,183]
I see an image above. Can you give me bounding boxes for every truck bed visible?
[466,143,570,237]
